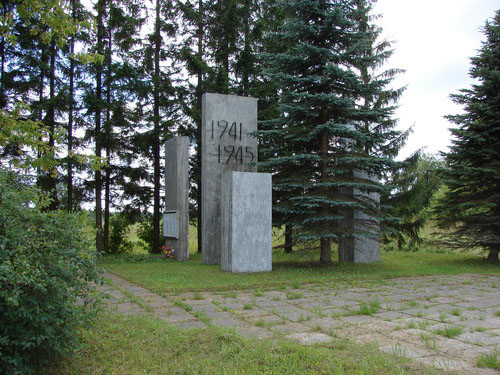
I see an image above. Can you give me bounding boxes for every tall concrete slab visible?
[221,172,272,273]
[164,136,189,261]
[201,93,258,265]
[338,171,380,263]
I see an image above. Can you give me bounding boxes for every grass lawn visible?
[43,312,447,375]
[101,249,500,294]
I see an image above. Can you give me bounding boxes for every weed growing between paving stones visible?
[494,311,500,317]
[243,304,253,310]
[434,325,463,338]
[477,350,500,369]
[420,333,438,352]
[358,300,381,315]
[450,308,461,316]
[193,292,203,300]
[472,326,486,332]
[286,292,303,300]
[174,300,192,312]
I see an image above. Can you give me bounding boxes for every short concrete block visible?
[221,171,272,273]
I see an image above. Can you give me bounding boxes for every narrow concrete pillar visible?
[221,172,272,273]
[164,136,189,261]
[338,171,380,263]
[201,93,258,265]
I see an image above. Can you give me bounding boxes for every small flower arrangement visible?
[161,245,175,259]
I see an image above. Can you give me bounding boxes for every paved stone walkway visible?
[99,272,500,375]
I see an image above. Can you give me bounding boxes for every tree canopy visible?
[437,9,500,262]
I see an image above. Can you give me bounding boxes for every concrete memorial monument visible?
[164,136,189,261]
[221,171,272,273]
[201,93,258,265]
[338,171,380,263]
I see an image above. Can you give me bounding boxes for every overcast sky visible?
[373,0,499,159]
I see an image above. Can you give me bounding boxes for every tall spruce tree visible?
[437,9,500,262]
[259,0,402,264]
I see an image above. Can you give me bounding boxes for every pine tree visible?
[437,9,500,262]
[259,0,402,264]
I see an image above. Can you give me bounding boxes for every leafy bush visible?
[137,216,163,253]
[108,213,133,254]
[0,170,100,375]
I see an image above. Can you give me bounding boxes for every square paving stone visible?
[457,332,500,346]
[286,332,332,345]
[191,304,219,313]
[302,317,343,331]
[372,311,408,321]
[173,320,207,329]
[248,314,284,325]
[255,299,288,307]
[236,327,274,339]
[340,315,380,325]
[146,299,173,308]
[259,304,307,315]
[159,314,195,323]
[282,310,318,323]
[211,317,247,329]
[153,306,186,315]
[459,319,500,330]
[272,322,311,334]
[114,303,146,315]
[235,307,270,318]
[417,356,471,372]
[378,343,435,359]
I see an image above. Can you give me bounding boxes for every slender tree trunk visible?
[0,35,5,107]
[319,130,331,264]
[197,0,203,253]
[104,18,112,253]
[242,0,250,94]
[284,224,293,253]
[487,247,499,263]
[95,0,105,253]
[67,2,75,212]
[46,41,58,210]
[152,0,162,254]
[37,46,46,180]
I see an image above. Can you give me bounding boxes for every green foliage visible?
[0,169,100,375]
[137,217,163,253]
[258,0,404,263]
[437,10,500,261]
[108,214,134,254]
[382,153,444,250]
[477,350,500,369]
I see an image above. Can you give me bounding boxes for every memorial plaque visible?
[163,211,178,239]
[201,93,258,265]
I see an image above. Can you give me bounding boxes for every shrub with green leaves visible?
[0,170,100,375]
[108,213,133,254]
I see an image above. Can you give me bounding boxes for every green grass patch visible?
[477,350,500,369]
[358,300,381,316]
[174,300,192,312]
[434,325,463,339]
[494,311,500,317]
[100,249,500,294]
[286,292,303,300]
[42,312,448,375]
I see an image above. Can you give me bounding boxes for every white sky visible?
[373,0,499,159]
